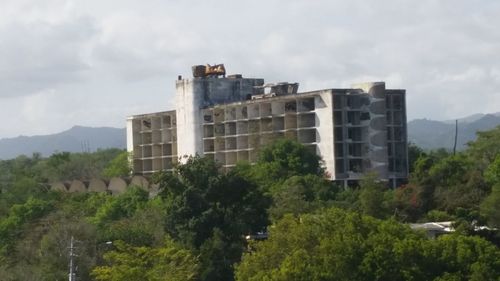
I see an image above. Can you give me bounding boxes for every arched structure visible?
[108,177,128,195]
[88,178,108,192]
[51,181,70,192]
[69,180,87,192]
[130,175,149,190]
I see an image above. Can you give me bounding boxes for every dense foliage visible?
[236,209,500,281]
[153,156,269,281]
[92,239,198,281]
[0,126,499,280]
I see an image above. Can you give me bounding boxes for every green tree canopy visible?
[154,155,270,281]
[258,139,323,178]
[467,125,500,169]
[480,183,500,228]
[102,151,131,178]
[0,197,53,258]
[407,142,426,173]
[92,238,198,281]
[236,139,324,194]
[358,173,392,219]
[269,174,336,221]
[236,208,500,281]
[485,155,500,185]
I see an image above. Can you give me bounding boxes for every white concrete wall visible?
[126,118,134,155]
[176,79,204,160]
[175,77,264,161]
[315,90,335,179]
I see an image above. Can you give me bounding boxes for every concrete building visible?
[126,110,178,174]
[127,68,408,187]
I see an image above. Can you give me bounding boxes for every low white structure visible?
[410,221,455,238]
[50,176,157,196]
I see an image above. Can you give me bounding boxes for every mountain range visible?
[408,112,500,150]
[0,113,499,159]
[0,126,126,159]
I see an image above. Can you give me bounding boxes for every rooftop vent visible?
[251,82,299,99]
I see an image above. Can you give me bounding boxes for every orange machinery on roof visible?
[192,64,226,78]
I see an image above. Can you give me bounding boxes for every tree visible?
[92,238,199,281]
[89,187,155,246]
[102,151,131,178]
[467,125,500,169]
[235,208,500,281]
[269,174,336,221]
[236,209,426,281]
[481,183,500,228]
[154,155,270,281]
[427,154,489,215]
[408,150,489,219]
[38,213,98,281]
[358,173,390,219]
[484,155,500,185]
[409,154,441,213]
[236,139,324,194]
[1,176,46,207]
[91,187,149,227]
[258,139,323,178]
[100,198,167,247]
[393,183,422,222]
[428,154,470,188]
[481,155,500,228]
[424,235,500,281]
[407,142,425,173]
[0,197,53,257]
[0,154,48,211]
[40,149,124,182]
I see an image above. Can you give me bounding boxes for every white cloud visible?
[0,0,499,137]
[0,16,97,97]
[21,89,58,123]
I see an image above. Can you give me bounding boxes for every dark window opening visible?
[360,112,370,121]
[335,127,343,141]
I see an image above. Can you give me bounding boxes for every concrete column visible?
[175,79,204,160]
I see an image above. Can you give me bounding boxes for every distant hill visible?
[408,113,500,150]
[0,126,126,159]
[442,112,500,124]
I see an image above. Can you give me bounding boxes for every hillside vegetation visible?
[0,127,500,281]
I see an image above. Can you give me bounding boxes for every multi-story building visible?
[127,67,408,187]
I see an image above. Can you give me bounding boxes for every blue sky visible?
[0,0,499,137]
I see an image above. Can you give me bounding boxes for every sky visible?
[0,0,499,138]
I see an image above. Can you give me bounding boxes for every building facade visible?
[127,72,408,187]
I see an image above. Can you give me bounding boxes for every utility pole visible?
[68,236,76,281]
[453,119,458,155]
